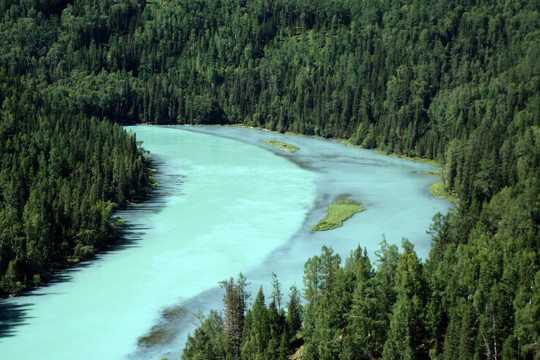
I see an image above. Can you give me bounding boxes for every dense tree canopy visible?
[0,78,154,295]
[0,0,538,358]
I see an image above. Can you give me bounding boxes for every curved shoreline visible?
[0,125,452,360]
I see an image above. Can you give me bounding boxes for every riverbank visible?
[0,125,452,360]
[429,182,459,204]
[223,124,451,203]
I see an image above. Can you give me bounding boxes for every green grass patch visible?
[227,124,309,137]
[311,199,365,231]
[262,139,299,153]
[416,170,442,177]
[389,153,441,167]
[374,149,441,167]
[429,182,459,204]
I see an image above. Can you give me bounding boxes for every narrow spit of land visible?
[311,199,366,231]
[429,182,459,204]
[262,139,299,153]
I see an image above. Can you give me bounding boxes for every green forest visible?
[0,77,155,295]
[0,0,538,358]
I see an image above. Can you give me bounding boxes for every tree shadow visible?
[0,301,33,339]
[131,286,225,359]
[0,154,186,343]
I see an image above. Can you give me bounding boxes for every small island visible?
[311,199,365,231]
[262,139,299,153]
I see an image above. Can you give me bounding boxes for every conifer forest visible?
[0,0,538,359]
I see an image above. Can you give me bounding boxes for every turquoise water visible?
[0,126,451,359]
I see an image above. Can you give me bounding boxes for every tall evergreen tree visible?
[221,274,249,358]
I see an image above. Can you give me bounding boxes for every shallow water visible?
[0,126,451,359]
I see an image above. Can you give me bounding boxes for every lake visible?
[0,126,451,359]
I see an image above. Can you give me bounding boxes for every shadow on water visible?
[0,156,183,341]
[117,157,186,219]
[0,228,156,343]
[130,286,225,360]
[111,154,187,253]
[107,224,149,253]
[175,125,322,172]
[0,301,33,340]
[0,229,152,341]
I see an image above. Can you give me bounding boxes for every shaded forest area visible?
[0,0,538,358]
[0,76,154,295]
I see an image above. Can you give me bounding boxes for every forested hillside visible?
[0,79,154,296]
[0,0,538,358]
[0,1,155,296]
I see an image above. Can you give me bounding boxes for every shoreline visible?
[0,160,159,300]
[1,125,453,359]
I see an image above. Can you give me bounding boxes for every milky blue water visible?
[0,126,451,359]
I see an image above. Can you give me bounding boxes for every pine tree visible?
[221,274,249,358]
[286,285,302,341]
[382,240,427,360]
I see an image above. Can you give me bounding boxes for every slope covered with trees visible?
[0,0,538,357]
[183,237,539,360]
[0,78,154,296]
[0,1,155,296]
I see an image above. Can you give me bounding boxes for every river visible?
[0,126,451,359]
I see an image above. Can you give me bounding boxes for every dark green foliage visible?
[182,311,228,360]
[1,0,539,358]
[184,275,294,360]
[221,275,249,358]
[382,240,427,360]
[0,82,153,296]
[184,233,538,359]
[171,0,537,357]
[242,287,271,358]
[302,246,344,358]
[1,0,536,152]
[0,0,156,296]
[285,285,302,342]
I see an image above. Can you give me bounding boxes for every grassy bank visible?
[429,182,459,204]
[416,170,441,177]
[373,149,442,167]
[311,199,365,231]
[262,139,299,153]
